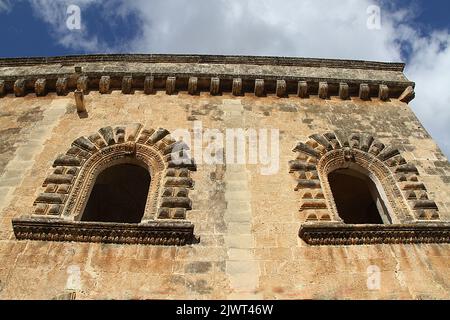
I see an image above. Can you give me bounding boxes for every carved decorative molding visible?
[299,223,450,245]
[0,75,407,101]
[13,218,197,246]
[289,131,440,223]
[0,54,414,100]
[13,123,197,246]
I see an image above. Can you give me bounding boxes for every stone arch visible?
[13,123,198,246]
[289,131,440,224]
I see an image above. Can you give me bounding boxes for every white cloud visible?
[405,31,450,157]
[0,0,11,13]
[27,0,110,52]
[18,0,450,156]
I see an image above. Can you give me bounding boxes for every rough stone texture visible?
[13,79,25,97]
[255,79,265,97]
[318,82,328,99]
[339,83,349,100]
[35,79,47,97]
[0,55,448,300]
[74,90,85,113]
[122,76,133,94]
[232,78,242,96]
[56,78,68,96]
[399,86,416,103]
[77,76,89,93]
[166,77,176,95]
[0,80,5,96]
[99,76,110,94]
[188,77,198,95]
[210,77,220,96]
[359,84,370,100]
[379,84,390,101]
[297,81,308,98]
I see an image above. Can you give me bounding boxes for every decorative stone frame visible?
[12,123,198,246]
[290,131,450,245]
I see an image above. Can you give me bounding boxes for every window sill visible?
[12,216,198,246]
[299,222,450,245]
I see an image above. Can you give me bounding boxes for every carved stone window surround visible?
[290,131,448,245]
[12,123,198,246]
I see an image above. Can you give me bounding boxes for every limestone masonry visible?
[0,54,448,299]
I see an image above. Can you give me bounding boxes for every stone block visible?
[188,77,198,95]
[14,78,26,97]
[339,83,349,100]
[144,75,155,94]
[276,80,287,97]
[122,76,133,94]
[98,76,110,94]
[359,83,370,100]
[166,76,176,95]
[56,77,68,96]
[297,81,308,98]
[255,79,265,97]
[379,84,389,101]
[77,75,89,93]
[35,78,47,96]
[318,82,328,99]
[232,78,242,96]
[210,77,220,95]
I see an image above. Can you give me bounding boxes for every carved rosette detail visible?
[14,123,197,245]
[289,131,440,223]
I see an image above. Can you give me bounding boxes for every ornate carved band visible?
[299,223,450,245]
[12,217,197,246]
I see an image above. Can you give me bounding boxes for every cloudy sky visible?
[0,0,449,157]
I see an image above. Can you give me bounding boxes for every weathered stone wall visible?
[0,84,449,299]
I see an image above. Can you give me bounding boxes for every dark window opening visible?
[81,163,150,223]
[328,168,390,224]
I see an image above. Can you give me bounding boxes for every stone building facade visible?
[0,54,448,299]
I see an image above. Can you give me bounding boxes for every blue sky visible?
[0,0,449,157]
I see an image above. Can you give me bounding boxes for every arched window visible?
[82,163,151,223]
[13,124,198,246]
[290,131,446,245]
[328,165,391,225]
